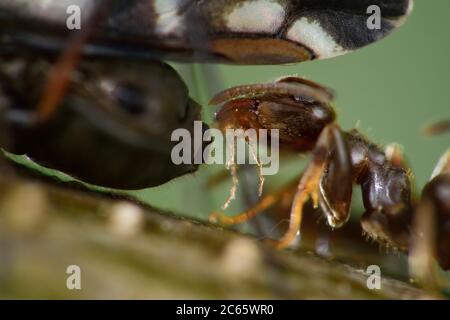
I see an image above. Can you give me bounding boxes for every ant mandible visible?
[208,76,450,280]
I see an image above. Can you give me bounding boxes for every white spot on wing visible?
[154,0,185,36]
[226,0,285,34]
[390,0,414,27]
[286,17,348,59]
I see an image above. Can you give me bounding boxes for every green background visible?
[136,0,449,220]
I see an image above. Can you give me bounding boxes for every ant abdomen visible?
[421,173,450,269]
[344,130,413,251]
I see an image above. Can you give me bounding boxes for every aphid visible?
[208,77,450,280]
[0,0,413,189]
[0,54,203,189]
[0,1,209,189]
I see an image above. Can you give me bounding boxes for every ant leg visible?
[34,33,88,122]
[209,179,298,225]
[207,155,300,225]
[271,124,352,249]
[409,198,442,290]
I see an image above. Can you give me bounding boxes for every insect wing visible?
[0,0,413,63]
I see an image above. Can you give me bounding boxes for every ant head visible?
[211,77,336,151]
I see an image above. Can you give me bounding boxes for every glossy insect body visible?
[0,0,413,190]
[209,77,450,273]
[0,0,413,64]
[0,54,203,189]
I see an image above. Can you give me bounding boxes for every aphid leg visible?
[34,1,112,122]
[34,34,87,122]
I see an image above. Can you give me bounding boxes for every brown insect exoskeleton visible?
[209,77,450,286]
[0,1,208,189]
[0,0,413,190]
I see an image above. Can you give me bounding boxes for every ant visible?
[208,76,450,286]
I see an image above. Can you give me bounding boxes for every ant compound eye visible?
[113,83,148,116]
